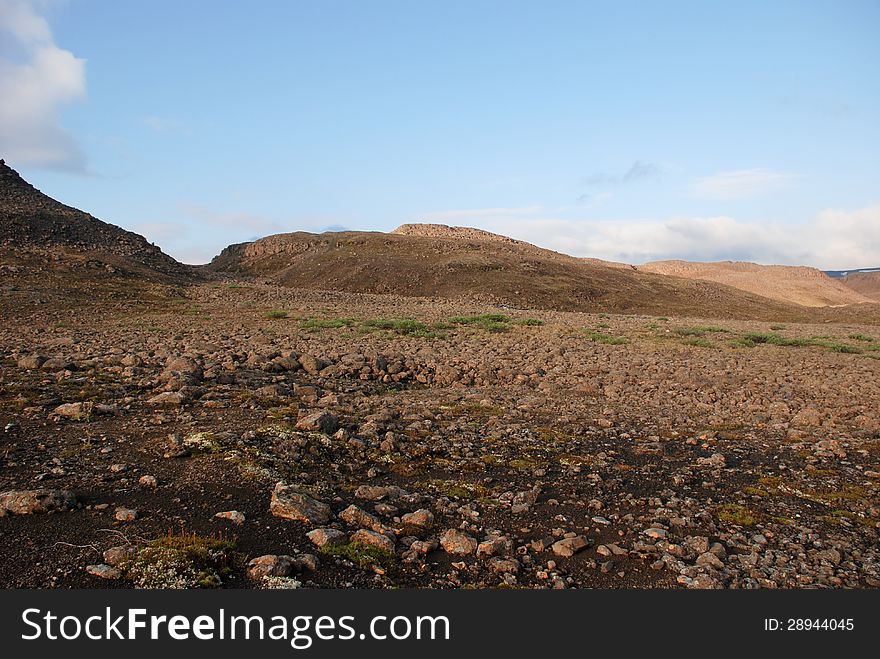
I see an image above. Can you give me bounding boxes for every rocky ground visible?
[1,277,879,590]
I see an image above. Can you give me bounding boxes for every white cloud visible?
[690,168,796,200]
[0,0,86,171]
[421,206,543,221]
[415,204,880,270]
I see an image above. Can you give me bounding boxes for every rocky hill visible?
[0,159,191,281]
[206,227,824,320]
[639,260,872,307]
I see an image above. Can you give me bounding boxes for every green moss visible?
[320,541,395,569]
[266,309,289,319]
[121,532,240,589]
[422,478,489,500]
[716,504,760,527]
[516,318,544,326]
[848,333,874,342]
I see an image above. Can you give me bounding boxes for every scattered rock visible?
[214,510,246,525]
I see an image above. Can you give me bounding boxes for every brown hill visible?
[0,159,191,281]
[639,260,872,307]
[838,271,880,302]
[206,227,836,320]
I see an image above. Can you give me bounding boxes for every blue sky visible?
[1,0,879,267]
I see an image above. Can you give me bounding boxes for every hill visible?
[206,226,829,320]
[639,260,872,307]
[0,159,191,281]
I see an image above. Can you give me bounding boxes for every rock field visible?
[1,278,878,589]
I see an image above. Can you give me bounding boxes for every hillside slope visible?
[639,260,872,307]
[206,228,825,320]
[0,159,191,281]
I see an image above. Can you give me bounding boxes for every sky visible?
[1,0,879,267]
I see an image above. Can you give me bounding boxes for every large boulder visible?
[269,483,332,525]
[0,489,79,516]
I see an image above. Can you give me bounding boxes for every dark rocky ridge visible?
[0,159,192,281]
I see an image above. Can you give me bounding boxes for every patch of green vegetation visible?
[769,324,786,331]
[121,532,240,589]
[748,331,812,346]
[716,504,760,527]
[516,318,544,326]
[816,485,866,503]
[848,333,874,342]
[824,510,872,527]
[300,317,355,331]
[508,457,544,471]
[583,330,628,345]
[361,318,443,338]
[656,316,670,321]
[449,313,511,332]
[734,332,813,348]
[266,309,289,319]
[811,339,862,354]
[676,326,727,336]
[320,541,395,569]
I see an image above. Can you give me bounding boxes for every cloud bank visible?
[418,205,880,270]
[0,0,87,171]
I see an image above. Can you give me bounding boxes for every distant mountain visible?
[826,268,880,302]
[639,260,873,307]
[824,267,880,278]
[0,159,191,281]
